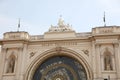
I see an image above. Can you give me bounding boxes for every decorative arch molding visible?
[6,50,18,59]
[24,47,93,80]
[100,47,114,55]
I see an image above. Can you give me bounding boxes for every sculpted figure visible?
[104,53,112,70]
[6,57,15,73]
[58,17,64,26]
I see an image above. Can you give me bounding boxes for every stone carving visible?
[58,16,65,26]
[41,42,77,47]
[82,49,89,56]
[4,32,29,40]
[6,57,15,73]
[56,47,62,53]
[30,51,37,58]
[48,17,73,32]
[100,28,113,33]
[104,48,113,70]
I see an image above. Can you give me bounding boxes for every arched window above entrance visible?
[32,56,87,80]
[25,47,92,80]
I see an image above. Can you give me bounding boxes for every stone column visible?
[19,44,27,80]
[0,48,7,80]
[92,41,97,80]
[114,43,120,80]
[95,44,102,80]
[14,48,23,80]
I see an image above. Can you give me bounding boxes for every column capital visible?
[113,43,119,48]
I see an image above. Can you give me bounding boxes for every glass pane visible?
[33,56,87,80]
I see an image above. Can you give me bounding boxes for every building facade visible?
[0,18,120,80]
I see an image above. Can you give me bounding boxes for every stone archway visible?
[24,47,93,80]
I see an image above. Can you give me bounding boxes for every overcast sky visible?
[0,0,120,38]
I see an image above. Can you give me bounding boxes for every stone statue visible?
[104,54,112,70]
[6,57,15,73]
[58,17,64,26]
[48,16,73,32]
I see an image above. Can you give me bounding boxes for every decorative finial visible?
[103,11,106,27]
[17,18,20,31]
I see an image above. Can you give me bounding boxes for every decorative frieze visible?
[92,26,120,34]
[41,42,77,47]
[99,28,113,33]
[3,31,29,40]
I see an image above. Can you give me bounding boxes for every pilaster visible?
[19,44,28,80]
[92,40,97,80]
[95,44,102,80]
[114,43,120,80]
[14,47,23,80]
[0,48,8,80]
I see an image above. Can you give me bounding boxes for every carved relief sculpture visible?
[30,51,37,58]
[82,49,89,56]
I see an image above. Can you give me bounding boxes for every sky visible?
[0,0,120,38]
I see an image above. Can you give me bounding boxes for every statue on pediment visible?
[58,17,64,26]
[48,16,74,32]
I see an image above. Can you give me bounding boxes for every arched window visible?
[33,56,87,80]
[104,49,113,70]
[6,54,16,73]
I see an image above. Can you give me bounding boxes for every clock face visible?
[33,56,87,80]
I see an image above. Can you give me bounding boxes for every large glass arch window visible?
[33,56,87,80]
